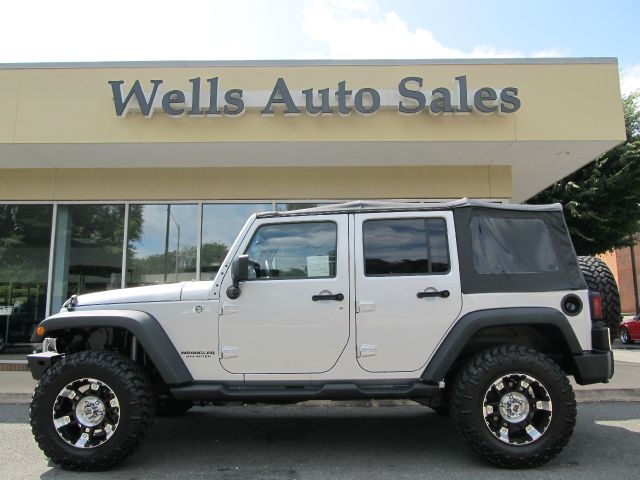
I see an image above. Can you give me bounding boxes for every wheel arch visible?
[31,310,192,386]
[421,307,583,383]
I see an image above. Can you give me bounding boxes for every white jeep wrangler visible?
[27,200,614,470]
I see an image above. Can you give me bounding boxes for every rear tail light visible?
[589,291,603,321]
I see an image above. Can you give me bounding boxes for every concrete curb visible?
[574,389,640,403]
[2,390,640,405]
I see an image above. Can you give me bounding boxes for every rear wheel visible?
[450,345,576,469]
[30,351,156,471]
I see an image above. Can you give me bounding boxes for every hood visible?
[72,282,188,308]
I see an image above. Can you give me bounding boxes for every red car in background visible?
[620,316,640,344]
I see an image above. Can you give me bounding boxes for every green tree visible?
[528,92,640,255]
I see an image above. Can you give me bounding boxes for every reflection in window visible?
[0,205,53,345]
[246,222,337,279]
[126,204,198,287]
[51,205,124,312]
[363,218,449,276]
[201,204,271,279]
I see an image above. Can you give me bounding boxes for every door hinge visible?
[221,346,239,358]
[356,300,376,313]
[358,344,377,357]
[222,301,238,315]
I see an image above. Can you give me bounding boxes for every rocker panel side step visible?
[170,381,441,402]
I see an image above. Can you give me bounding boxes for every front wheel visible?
[30,351,156,471]
[450,346,576,469]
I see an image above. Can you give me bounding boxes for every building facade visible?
[0,59,626,349]
[600,244,640,315]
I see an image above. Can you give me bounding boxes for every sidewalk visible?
[0,370,36,403]
[1,348,639,404]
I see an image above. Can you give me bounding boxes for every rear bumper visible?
[571,323,614,385]
[572,349,614,385]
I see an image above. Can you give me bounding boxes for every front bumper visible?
[27,351,63,380]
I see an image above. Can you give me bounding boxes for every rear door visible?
[354,211,462,372]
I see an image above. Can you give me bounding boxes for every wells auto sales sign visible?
[108,76,521,118]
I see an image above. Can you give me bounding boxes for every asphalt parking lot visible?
[1,401,639,480]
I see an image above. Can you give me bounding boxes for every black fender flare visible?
[421,307,583,382]
[31,309,192,385]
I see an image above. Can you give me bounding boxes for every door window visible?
[245,222,337,280]
[363,218,449,276]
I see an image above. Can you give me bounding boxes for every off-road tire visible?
[578,256,622,337]
[450,345,576,469]
[619,327,633,344]
[30,351,156,471]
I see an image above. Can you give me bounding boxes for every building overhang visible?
[0,58,626,202]
[0,139,619,203]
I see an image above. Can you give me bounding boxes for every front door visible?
[354,211,462,372]
[219,215,350,374]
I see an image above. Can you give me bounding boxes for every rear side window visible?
[245,222,337,280]
[470,217,559,274]
[363,218,449,276]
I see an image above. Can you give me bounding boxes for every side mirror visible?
[232,254,249,283]
[227,255,249,299]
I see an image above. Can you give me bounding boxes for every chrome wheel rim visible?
[482,373,552,446]
[621,329,628,343]
[52,378,120,449]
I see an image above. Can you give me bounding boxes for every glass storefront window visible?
[126,204,198,287]
[0,205,53,346]
[201,204,271,279]
[51,204,125,314]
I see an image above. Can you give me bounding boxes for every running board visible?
[170,382,441,402]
